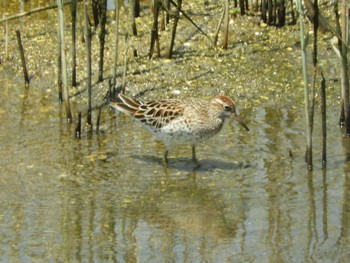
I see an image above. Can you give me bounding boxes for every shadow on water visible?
[133,154,252,172]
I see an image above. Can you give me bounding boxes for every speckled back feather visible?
[110,93,184,129]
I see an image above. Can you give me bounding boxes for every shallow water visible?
[1,71,350,262]
[1,1,350,262]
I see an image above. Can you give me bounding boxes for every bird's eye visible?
[223,105,232,111]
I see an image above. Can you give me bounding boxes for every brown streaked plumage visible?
[110,93,249,164]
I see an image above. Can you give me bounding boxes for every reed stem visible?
[15,30,30,85]
[296,0,312,170]
[84,0,92,129]
[113,0,120,90]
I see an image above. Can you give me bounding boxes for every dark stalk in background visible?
[289,0,296,24]
[277,0,286,27]
[96,107,102,134]
[334,0,350,132]
[91,0,99,26]
[70,0,77,86]
[130,0,138,57]
[84,0,92,129]
[135,0,140,17]
[98,0,107,82]
[310,0,319,135]
[321,72,327,166]
[161,0,170,31]
[340,0,350,135]
[113,0,120,90]
[261,0,267,23]
[15,30,30,85]
[57,20,63,102]
[239,0,245,15]
[149,0,160,59]
[167,0,182,59]
[267,0,273,25]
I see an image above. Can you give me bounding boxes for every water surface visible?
[1,1,350,262]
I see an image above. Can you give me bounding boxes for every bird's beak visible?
[233,114,249,131]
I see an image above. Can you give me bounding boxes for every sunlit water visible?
[1,72,350,262]
[1,1,350,262]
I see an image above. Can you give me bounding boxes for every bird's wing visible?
[110,94,184,129]
[134,100,184,129]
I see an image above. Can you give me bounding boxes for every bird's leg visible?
[191,145,198,164]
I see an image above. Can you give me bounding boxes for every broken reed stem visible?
[320,72,327,166]
[296,0,312,170]
[84,0,92,129]
[121,33,129,94]
[15,30,30,85]
[113,0,120,90]
[57,0,73,123]
[96,107,102,134]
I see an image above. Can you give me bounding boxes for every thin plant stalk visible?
[57,18,63,102]
[167,0,182,59]
[98,0,107,82]
[84,0,92,129]
[57,0,73,122]
[296,0,312,169]
[15,30,30,85]
[71,0,77,86]
[149,0,160,59]
[223,0,229,49]
[214,8,225,46]
[5,17,9,61]
[113,0,120,90]
[310,0,319,134]
[340,0,350,134]
[130,0,138,57]
[121,33,129,94]
[334,0,350,131]
[321,72,326,166]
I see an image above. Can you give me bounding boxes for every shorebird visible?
[110,93,249,164]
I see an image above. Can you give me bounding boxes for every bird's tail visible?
[110,93,141,115]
